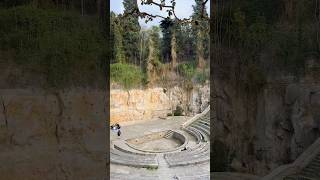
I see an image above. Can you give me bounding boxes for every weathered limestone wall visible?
[110,88,171,124]
[110,84,210,124]
[213,57,320,175]
[0,88,106,180]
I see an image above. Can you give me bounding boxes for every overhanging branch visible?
[121,0,209,25]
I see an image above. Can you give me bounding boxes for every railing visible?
[262,138,320,180]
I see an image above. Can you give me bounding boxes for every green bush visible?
[193,68,209,84]
[0,5,106,87]
[173,105,184,116]
[110,63,144,89]
[177,62,196,80]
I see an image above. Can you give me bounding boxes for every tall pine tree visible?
[122,0,141,65]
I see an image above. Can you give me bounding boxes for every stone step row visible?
[192,120,210,128]
[166,154,209,167]
[110,148,158,168]
[165,150,209,163]
[190,123,210,136]
[184,127,202,143]
[114,144,153,156]
[111,152,156,163]
[111,148,156,159]
[284,154,320,179]
[111,172,159,180]
[199,112,210,122]
[165,143,208,158]
[163,130,174,138]
[187,126,209,142]
[111,155,158,168]
[177,174,210,180]
[164,143,210,167]
[184,110,210,142]
[196,119,210,127]
[111,172,209,180]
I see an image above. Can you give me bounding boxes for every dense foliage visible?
[110,1,210,88]
[212,0,320,77]
[0,4,107,88]
[110,63,144,89]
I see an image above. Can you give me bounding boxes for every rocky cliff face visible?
[213,58,320,175]
[0,89,106,179]
[110,84,210,124]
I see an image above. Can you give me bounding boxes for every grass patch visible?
[110,63,144,89]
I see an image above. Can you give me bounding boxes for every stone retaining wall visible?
[110,84,210,124]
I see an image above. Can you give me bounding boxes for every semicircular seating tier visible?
[185,109,210,143]
[110,106,211,179]
[284,152,320,180]
[164,142,210,167]
[110,146,158,168]
[111,172,159,180]
[111,171,210,180]
[262,138,320,180]
[164,106,211,167]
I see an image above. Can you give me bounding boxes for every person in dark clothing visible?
[110,123,121,136]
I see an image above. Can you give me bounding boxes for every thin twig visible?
[122,0,209,24]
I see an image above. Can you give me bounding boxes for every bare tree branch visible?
[121,0,209,25]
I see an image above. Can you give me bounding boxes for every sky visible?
[110,0,210,29]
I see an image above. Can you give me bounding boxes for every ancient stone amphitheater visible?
[110,106,210,180]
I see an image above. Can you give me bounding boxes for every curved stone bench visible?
[167,154,209,167]
[183,108,210,142]
[184,127,202,143]
[165,143,208,158]
[111,172,159,180]
[126,130,188,153]
[197,120,210,126]
[110,148,158,168]
[190,124,210,136]
[284,153,320,179]
[263,138,320,180]
[187,126,209,142]
[177,174,210,180]
[164,143,210,167]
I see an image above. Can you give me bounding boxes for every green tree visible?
[160,17,178,69]
[176,23,196,62]
[111,12,125,63]
[122,0,141,65]
[160,18,174,63]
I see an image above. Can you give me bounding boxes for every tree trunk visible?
[147,37,154,85]
[126,90,131,106]
[171,30,177,69]
[197,30,205,69]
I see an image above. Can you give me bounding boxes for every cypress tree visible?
[160,18,174,64]
[122,0,141,65]
[111,12,125,63]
